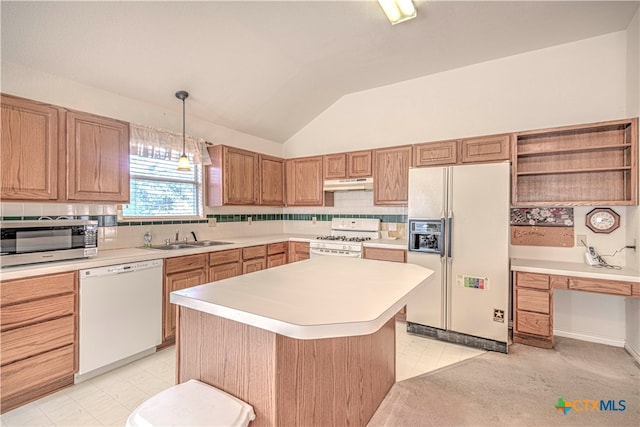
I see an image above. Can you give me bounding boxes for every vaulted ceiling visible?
[2,1,638,143]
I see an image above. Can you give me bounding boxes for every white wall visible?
[0,61,283,157]
[283,32,632,347]
[624,8,640,363]
[284,32,627,157]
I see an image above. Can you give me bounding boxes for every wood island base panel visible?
[177,307,396,427]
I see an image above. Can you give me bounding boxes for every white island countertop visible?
[171,256,434,340]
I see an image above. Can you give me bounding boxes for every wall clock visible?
[585,208,620,234]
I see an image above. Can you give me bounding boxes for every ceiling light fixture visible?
[175,90,191,171]
[377,0,417,25]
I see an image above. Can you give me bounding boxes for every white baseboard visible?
[624,343,640,365]
[553,329,625,348]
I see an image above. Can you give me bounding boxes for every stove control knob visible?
[343,245,347,250]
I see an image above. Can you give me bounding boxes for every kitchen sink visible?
[187,240,232,247]
[147,244,196,250]
[146,241,232,250]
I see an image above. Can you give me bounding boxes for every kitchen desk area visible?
[511,258,640,350]
[171,256,433,427]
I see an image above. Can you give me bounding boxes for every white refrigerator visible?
[406,162,510,349]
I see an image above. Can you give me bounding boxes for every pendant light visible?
[175,90,191,171]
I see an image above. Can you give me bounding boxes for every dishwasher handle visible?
[80,259,163,278]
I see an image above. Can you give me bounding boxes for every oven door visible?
[309,247,362,258]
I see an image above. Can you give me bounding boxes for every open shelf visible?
[516,143,632,158]
[512,118,637,206]
[517,166,632,176]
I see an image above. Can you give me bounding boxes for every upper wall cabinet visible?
[1,94,130,203]
[66,111,130,202]
[413,134,510,168]
[413,139,458,167]
[286,155,333,206]
[206,145,260,206]
[512,118,638,206]
[1,94,60,200]
[460,134,511,164]
[373,145,412,206]
[324,150,372,179]
[260,154,285,206]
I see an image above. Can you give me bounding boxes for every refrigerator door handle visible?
[439,217,446,257]
[447,216,453,258]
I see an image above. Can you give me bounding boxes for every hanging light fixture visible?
[175,90,191,171]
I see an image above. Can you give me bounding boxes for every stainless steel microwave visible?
[1,220,98,267]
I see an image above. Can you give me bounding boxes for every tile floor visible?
[1,322,485,427]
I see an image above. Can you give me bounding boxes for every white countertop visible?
[171,256,433,340]
[511,258,640,283]
[0,234,408,281]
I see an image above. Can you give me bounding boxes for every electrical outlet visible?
[208,217,217,227]
[576,234,587,247]
[312,216,317,224]
[247,216,252,225]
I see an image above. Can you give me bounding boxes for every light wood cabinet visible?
[66,111,130,202]
[206,145,260,206]
[413,140,458,167]
[286,155,333,206]
[1,94,130,203]
[348,150,373,177]
[512,118,637,206]
[373,145,412,206]
[1,94,61,201]
[513,272,553,349]
[0,271,77,413]
[324,153,347,179]
[324,150,372,179]
[209,249,242,282]
[363,247,407,263]
[460,134,510,164]
[288,241,310,263]
[260,155,285,206]
[242,245,267,274]
[163,254,208,343]
[267,242,288,268]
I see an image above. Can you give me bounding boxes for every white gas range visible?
[309,218,380,258]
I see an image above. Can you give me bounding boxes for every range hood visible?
[323,177,374,192]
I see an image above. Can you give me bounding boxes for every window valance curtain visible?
[130,124,211,165]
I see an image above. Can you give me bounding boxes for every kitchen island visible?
[171,256,433,427]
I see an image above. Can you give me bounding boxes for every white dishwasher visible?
[76,259,163,382]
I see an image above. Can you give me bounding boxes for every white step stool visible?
[126,379,256,427]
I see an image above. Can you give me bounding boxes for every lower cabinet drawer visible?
[209,249,241,267]
[1,344,75,399]
[243,245,266,260]
[1,294,75,332]
[267,242,288,256]
[516,310,551,337]
[1,316,75,366]
[516,288,549,314]
[568,277,632,296]
[516,272,549,290]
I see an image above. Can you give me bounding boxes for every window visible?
[123,125,206,218]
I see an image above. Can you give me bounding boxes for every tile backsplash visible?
[1,190,409,250]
